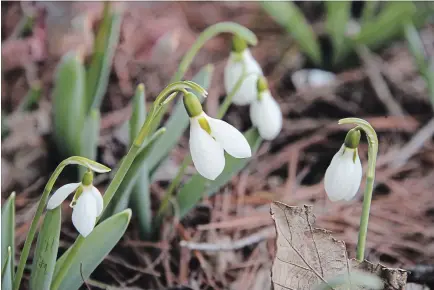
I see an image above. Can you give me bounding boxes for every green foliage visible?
[86,2,123,111]
[176,128,262,218]
[52,51,86,156]
[18,81,42,111]
[261,1,321,64]
[326,1,351,64]
[1,193,15,278]
[354,2,417,50]
[1,247,13,290]
[404,22,434,109]
[53,209,131,290]
[29,207,61,290]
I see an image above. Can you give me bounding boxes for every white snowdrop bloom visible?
[324,130,363,201]
[291,69,336,91]
[224,41,263,105]
[183,91,251,180]
[250,77,282,140]
[189,112,252,180]
[47,172,103,237]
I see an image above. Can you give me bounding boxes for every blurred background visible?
[2,1,434,289]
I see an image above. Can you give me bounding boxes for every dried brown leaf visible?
[271,202,349,290]
[271,202,408,290]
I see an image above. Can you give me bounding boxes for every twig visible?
[356,45,406,116]
[180,227,275,251]
[388,117,434,169]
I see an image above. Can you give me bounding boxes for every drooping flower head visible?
[224,35,263,105]
[184,92,251,180]
[324,129,363,201]
[250,76,283,140]
[47,170,103,237]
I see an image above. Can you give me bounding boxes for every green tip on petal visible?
[82,171,94,186]
[257,75,268,93]
[183,92,203,118]
[231,35,247,53]
[344,128,361,149]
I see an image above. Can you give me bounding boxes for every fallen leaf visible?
[271,202,408,290]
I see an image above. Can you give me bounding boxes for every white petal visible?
[324,145,363,202]
[292,69,336,91]
[224,50,263,105]
[189,118,225,180]
[250,91,282,140]
[72,191,97,237]
[90,186,104,216]
[47,182,80,209]
[207,116,251,158]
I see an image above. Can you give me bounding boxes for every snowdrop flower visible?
[324,129,363,201]
[184,92,251,180]
[224,35,263,105]
[47,171,102,237]
[250,76,282,140]
[291,69,336,91]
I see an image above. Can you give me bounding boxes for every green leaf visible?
[130,166,151,238]
[261,1,321,64]
[29,207,61,290]
[79,109,101,178]
[128,85,153,237]
[52,51,86,156]
[404,22,434,107]
[354,2,417,50]
[1,192,15,273]
[326,1,351,64]
[147,64,214,173]
[176,128,262,218]
[1,247,13,290]
[17,81,42,111]
[361,0,380,23]
[86,3,123,111]
[104,84,147,219]
[53,209,131,290]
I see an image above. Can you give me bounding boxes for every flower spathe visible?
[224,49,263,105]
[47,182,103,237]
[250,89,282,140]
[189,112,251,180]
[324,145,362,201]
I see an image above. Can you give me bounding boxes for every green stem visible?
[151,22,257,133]
[13,156,105,290]
[50,82,204,290]
[171,22,257,83]
[339,118,378,262]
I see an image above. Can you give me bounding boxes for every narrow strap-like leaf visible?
[53,209,131,290]
[262,1,321,65]
[29,207,61,290]
[1,192,15,274]
[1,247,13,290]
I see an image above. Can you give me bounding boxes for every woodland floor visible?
[1,2,434,290]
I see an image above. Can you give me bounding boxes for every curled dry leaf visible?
[271,202,408,290]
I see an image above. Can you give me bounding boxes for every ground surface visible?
[1,2,434,290]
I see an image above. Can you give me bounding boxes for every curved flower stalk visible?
[47,171,102,237]
[184,92,251,180]
[224,35,263,105]
[326,118,378,262]
[324,129,362,201]
[250,76,283,140]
